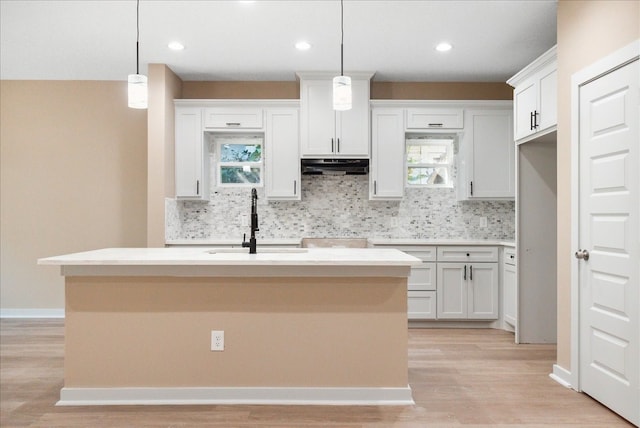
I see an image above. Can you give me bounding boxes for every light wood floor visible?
[0,319,632,427]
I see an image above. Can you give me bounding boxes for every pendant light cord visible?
[136,0,140,75]
[340,0,344,77]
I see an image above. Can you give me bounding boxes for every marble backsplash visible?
[166,175,515,242]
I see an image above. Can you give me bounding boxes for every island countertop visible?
[39,247,422,278]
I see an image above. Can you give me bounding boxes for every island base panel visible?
[64,276,409,391]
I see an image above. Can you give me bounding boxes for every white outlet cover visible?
[211,330,224,351]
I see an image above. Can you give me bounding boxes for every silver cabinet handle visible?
[331,138,335,152]
[226,122,241,126]
[293,180,297,195]
[575,249,590,261]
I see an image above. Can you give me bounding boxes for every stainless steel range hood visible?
[301,158,369,175]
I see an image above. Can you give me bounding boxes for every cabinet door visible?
[467,263,499,319]
[467,109,514,199]
[300,80,336,156]
[336,78,370,156]
[538,66,557,132]
[503,262,517,327]
[437,263,467,319]
[175,107,208,200]
[406,108,464,129]
[513,80,537,141]
[203,108,263,129]
[370,108,404,200]
[265,108,300,200]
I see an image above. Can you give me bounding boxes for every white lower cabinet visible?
[372,244,499,321]
[436,246,499,320]
[408,291,437,319]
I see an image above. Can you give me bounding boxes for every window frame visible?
[405,135,455,188]
[215,136,264,188]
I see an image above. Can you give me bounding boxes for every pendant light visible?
[332,0,352,111]
[128,0,147,109]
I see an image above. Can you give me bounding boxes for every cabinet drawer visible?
[408,291,436,320]
[397,246,437,262]
[204,108,263,129]
[504,248,516,266]
[408,262,436,291]
[437,246,498,262]
[406,108,463,130]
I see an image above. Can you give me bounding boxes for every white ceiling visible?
[0,0,557,82]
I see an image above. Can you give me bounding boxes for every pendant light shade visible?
[332,75,352,111]
[128,0,147,109]
[333,0,352,111]
[128,73,148,109]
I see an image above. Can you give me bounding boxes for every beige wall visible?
[181,80,512,101]
[556,0,639,369]
[0,81,147,311]
[147,65,183,247]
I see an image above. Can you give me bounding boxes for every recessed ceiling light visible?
[168,41,185,51]
[436,42,453,52]
[295,41,311,51]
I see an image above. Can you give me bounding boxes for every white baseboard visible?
[0,308,65,318]
[549,364,572,389]
[57,386,415,406]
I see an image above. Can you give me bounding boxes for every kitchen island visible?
[39,247,420,406]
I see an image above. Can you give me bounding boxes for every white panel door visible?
[578,59,639,425]
[265,108,300,200]
[467,263,499,320]
[437,263,467,319]
[370,108,404,200]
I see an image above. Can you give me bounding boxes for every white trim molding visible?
[0,308,65,318]
[549,364,572,389]
[570,39,640,393]
[57,386,415,407]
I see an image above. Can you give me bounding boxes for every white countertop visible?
[38,247,421,267]
[166,238,515,247]
[39,247,422,278]
[368,239,515,247]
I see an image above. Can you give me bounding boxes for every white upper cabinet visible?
[175,107,209,201]
[174,100,299,202]
[370,107,405,200]
[508,45,557,143]
[203,107,263,130]
[457,105,514,200]
[298,73,373,158]
[405,108,464,130]
[265,107,300,201]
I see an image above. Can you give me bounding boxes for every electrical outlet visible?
[211,330,224,351]
[479,217,488,228]
[390,217,399,228]
[241,215,248,227]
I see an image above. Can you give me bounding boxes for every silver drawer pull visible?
[226,122,241,126]
[428,123,443,127]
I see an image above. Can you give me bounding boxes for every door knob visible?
[575,249,590,261]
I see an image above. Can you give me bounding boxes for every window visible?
[406,135,454,188]
[215,135,263,187]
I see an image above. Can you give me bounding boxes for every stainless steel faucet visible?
[242,188,259,254]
